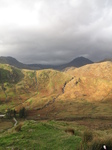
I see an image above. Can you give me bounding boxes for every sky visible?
[0,0,112,64]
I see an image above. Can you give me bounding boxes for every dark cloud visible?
[0,0,112,64]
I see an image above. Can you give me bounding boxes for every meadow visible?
[0,118,112,150]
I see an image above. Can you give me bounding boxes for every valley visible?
[0,61,112,149]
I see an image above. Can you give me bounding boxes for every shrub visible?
[19,107,26,118]
[83,130,93,143]
[15,123,23,132]
[65,128,75,135]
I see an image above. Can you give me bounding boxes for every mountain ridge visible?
[0,56,94,70]
[0,56,35,69]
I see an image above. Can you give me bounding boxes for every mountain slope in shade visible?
[0,56,40,69]
[28,57,94,70]
[63,56,93,67]
[58,57,93,70]
[0,56,94,70]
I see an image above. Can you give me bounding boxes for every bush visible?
[77,130,93,150]
[65,128,75,135]
[15,124,22,132]
[83,130,93,143]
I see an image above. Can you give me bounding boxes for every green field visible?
[0,119,112,150]
[0,120,81,150]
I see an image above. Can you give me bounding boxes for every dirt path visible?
[13,117,18,126]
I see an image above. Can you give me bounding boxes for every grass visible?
[0,119,112,150]
[0,120,13,132]
[88,137,112,150]
[78,131,112,150]
[0,120,81,150]
[82,130,93,143]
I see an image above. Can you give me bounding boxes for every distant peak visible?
[67,56,93,67]
[71,56,93,62]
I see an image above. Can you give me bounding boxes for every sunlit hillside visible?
[0,64,71,112]
[0,62,112,120]
[61,61,112,101]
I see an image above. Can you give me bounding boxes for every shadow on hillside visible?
[0,68,24,83]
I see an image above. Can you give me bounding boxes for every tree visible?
[19,107,26,118]
[13,109,16,117]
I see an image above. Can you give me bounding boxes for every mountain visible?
[0,61,112,120]
[28,57,94,70]
[66,56,93,67]
[0,64,70,110]
[0,56,94,70]
[0,56,40,70]
[61,61,112,102]
[28,63,55,70]
[55,56,93,70]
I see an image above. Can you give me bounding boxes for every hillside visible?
[0,64,71,112]
[60,61,112,101]
[0,61,112,120]
[27,61,112,120]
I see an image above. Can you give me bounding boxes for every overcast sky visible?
[0,0,112,64]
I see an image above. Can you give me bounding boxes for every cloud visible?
[0,0,112,64]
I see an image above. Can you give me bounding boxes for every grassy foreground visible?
[0,120,81,150]
[0,119,112,150]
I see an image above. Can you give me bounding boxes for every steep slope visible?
[61,61,112,101]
